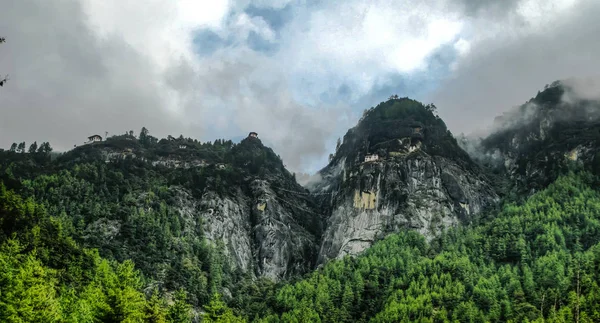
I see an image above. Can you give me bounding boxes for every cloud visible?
[1,0,598,174]
[429,0,600,136]
[562,76,600,102]
[0,0,186,149]
[278,0,465,103]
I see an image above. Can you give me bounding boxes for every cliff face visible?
[181,137,322,280]
[310,98,498,263]
[195,177,319,280]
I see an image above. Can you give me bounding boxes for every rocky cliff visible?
[174,136,322,280]
[309,98,499,263]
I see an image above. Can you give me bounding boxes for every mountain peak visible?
[313,96,498,263]
[327,97,471,171]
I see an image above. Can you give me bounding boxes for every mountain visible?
[310,98,498,264]
[460,80,600,198]
[0,132,321,308]
[4,80,600,321]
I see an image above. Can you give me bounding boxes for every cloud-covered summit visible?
[1,0,598,173]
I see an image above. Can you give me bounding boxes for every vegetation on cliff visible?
[3,93,600,321]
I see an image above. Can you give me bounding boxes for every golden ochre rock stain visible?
[257,202,266,211]
[566,149,578,161]
[459,202,470,215]
[353,190,377,209]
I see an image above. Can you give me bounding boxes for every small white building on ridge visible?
[365,154,379,162]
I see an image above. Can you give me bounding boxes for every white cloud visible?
[177,0,230,29]
[279,0,464,101]
[78,0,233,119]
[517,0,578,28]
[430,0,600,136]
[453,38,471,57]
[233,13,276,41]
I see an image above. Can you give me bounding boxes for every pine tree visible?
[28,141,37,154]
[340,284,354,321]
[202,293,245,323]
[17,142,25,153]
[145,290,167,323]
[167,289,192,323]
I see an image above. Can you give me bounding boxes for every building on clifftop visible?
[86,134,102,144]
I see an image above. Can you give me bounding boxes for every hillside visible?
[249,171,600,322]
[0,131,322,311]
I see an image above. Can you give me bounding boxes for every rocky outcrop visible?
[192,180,319,280]
[248,179,318,279]
[196,189,254,273]
[169,138,321,281]
[311,98,498,263]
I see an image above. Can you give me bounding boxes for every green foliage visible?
[167,289,192,323]
[0,183,195,321]
[5,119,600,322]
[0,129,313,319]
[337,97,472,167]
[251,172,600,322]
[203,293,246,323]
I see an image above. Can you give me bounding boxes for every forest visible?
[2,129,600,322]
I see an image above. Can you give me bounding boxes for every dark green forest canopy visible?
[0,182,194,322]
[330,98,472,172]
[0,130,301,322]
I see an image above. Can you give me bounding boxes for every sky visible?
[1,0,599,174]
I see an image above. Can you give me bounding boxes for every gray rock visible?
[315,151,498,263]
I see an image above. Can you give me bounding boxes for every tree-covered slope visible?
[5,151,600,322]
[0,182,194,322]
[245,171,600,322]
[0,130,322,312]
[4,86,600,322]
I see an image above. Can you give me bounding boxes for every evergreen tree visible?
[203,293,245,323]
[28,141,37,154]
[17,142,25,153]
[145,289,168,323]
[167,289,192,323]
